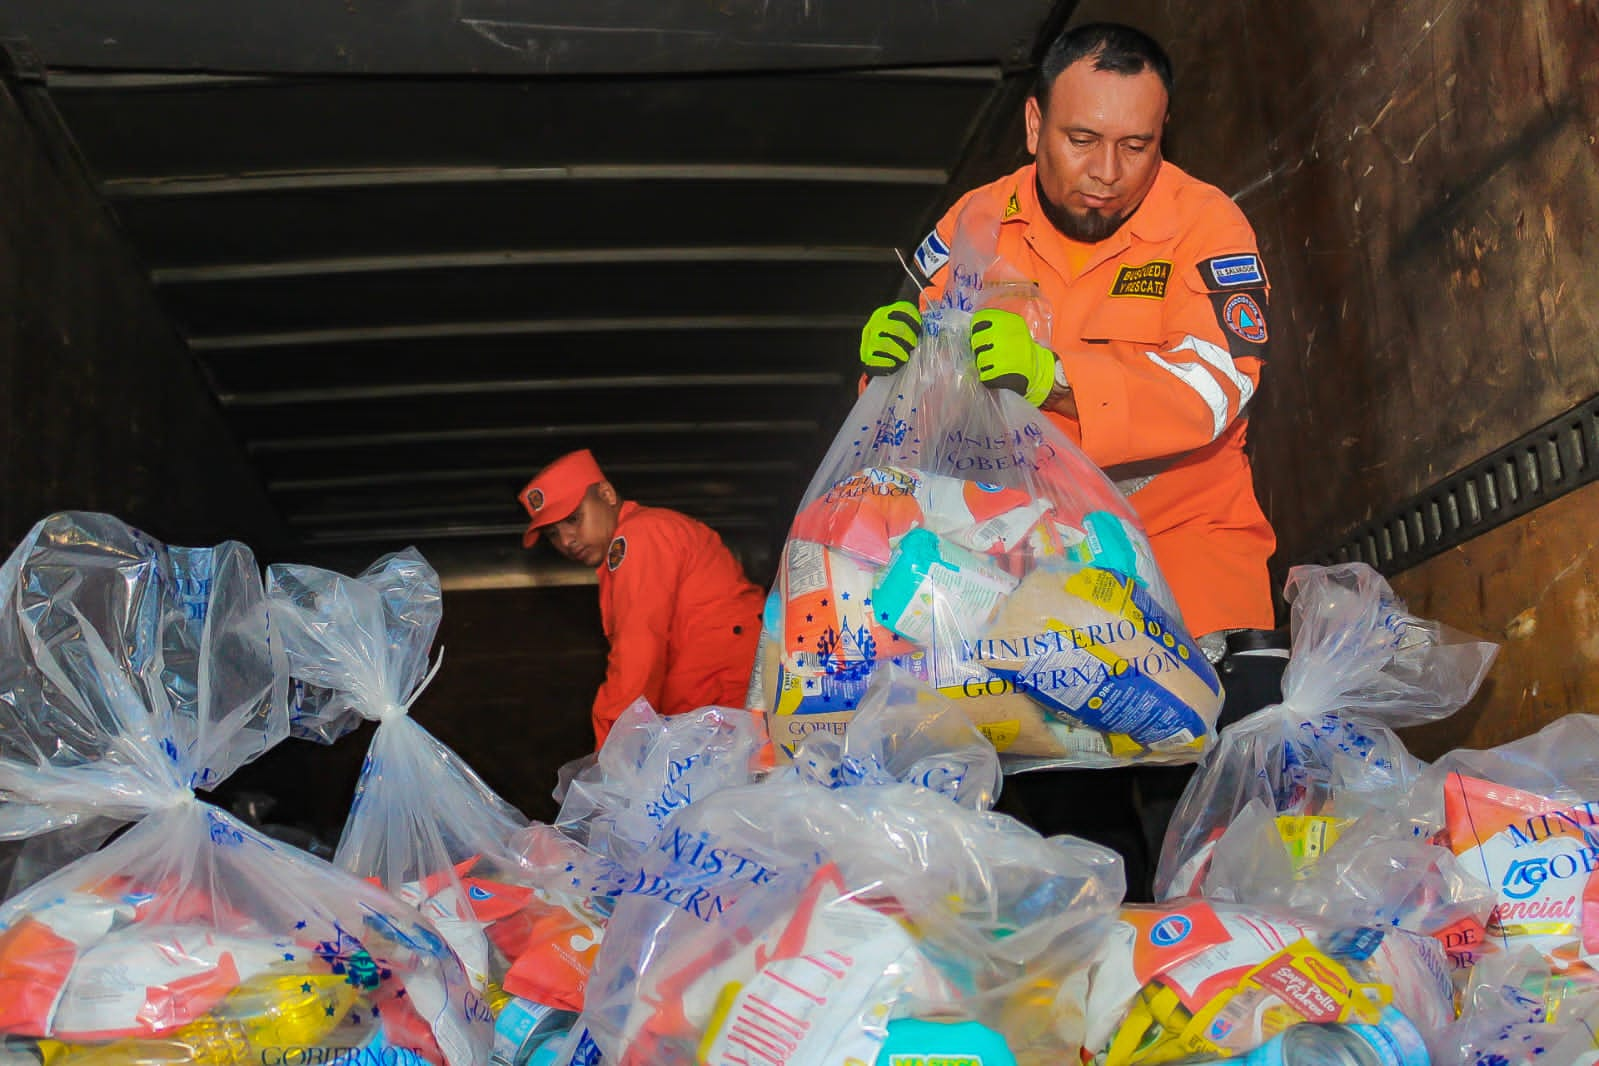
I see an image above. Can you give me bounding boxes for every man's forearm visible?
[1041,383,1078,419]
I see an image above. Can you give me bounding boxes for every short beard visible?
[1035,175,1130,243]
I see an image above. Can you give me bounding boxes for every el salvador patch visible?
[1201,253,1265,289]
[912,229,950,278]
[606,536,627,572]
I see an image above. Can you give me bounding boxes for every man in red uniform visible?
[859,23,1288,896]
[518,449,765,749]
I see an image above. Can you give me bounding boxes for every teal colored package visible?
[870,528,941,636]
[762,585,782,635]
[875,1019,1017,1066]
[872,528,1016,645]
[358,1028,432,1066]
[1068,511,1141,583]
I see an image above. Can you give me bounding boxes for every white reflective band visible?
[1176,334,1257,411]
[1146,334,1256,442]
[1147,347,1230,441]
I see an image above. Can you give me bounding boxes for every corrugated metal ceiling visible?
[0,0,1070,586]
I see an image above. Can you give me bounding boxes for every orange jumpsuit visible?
[918,160,1276,637]
[593,501,765,748]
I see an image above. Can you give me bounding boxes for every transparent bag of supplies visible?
[0,513,491,1065]
[268,550,612,1016]
[1155,562,1497,901]
[573,776,1124,1065]
[1079,898,1454,1065]
[754,196,1223,771]
[1382,713,1599,981]
[553,698,766,876]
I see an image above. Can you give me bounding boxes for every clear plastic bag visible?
[1441,948,1599,1065]
[268,550,608,1013]
[0,816,125,901]
[0,513,490,1064]
[554,698,765,874]
[1079,898,1455,1064]
[268,549,442,745]
[757,197,1222,770]
[783,662,1002,810]
[574,778,1124,1065]
[1212,810,1497,958]
[1381,713,1599,980]
[1155,562,1497,901]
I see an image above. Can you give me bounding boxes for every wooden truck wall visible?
[1063,0,1599,754]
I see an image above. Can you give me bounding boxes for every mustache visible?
[1034,178,1129,242]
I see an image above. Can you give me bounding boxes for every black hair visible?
[1034,22,1174,106]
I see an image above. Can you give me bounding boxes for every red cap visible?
[517,449,605,548]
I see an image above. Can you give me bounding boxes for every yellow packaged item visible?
[974,569,1221,752]
[1276,815,1352,875]
[1084,903,1416,1065]
[52,973,362,1066]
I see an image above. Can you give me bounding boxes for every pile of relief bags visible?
[4,215,1599,1066]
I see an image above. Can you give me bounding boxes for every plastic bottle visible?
[490,997,577,1066]
[53,973,362,1066]
[1235,1009,1429,1065]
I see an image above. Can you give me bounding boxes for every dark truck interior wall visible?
[1074,0,1599,757]
[0,69,283,554]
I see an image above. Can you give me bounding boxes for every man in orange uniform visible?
[518,449,765,749]
[860,23,1288,896]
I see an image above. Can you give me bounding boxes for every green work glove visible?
[971,308,1057,406]
[859,300,922,375]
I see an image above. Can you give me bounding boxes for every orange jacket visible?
[919,161,1276,636]
[593,501,764,748]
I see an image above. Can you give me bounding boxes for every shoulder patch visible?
[1003,191,1021,218]
[1109,260,1172,299]
[1222,292,1268,343]
[606,535,627,572]
[1199,253,1266,290]
[912,229,951,279]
